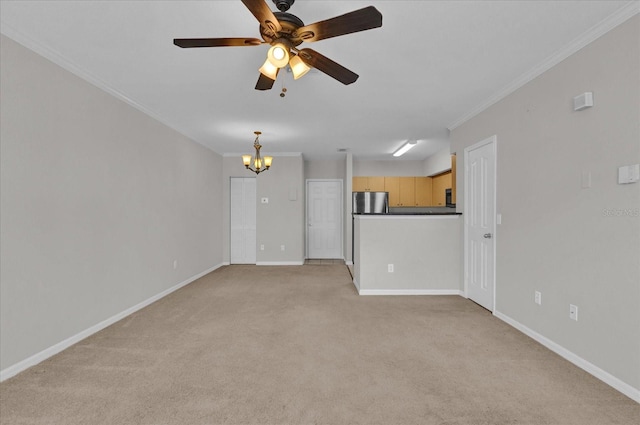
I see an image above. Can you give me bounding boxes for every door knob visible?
[483,233,492,239]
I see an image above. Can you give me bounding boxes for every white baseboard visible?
[494,310,640,404]
[0,263,224,382]
[256,261,304,266]
[358,289,464,296]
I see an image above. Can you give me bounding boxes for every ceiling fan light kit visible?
[174,0,383,90]
[289,55,311,79]
[267,42,290,68]
[259,59,279,80]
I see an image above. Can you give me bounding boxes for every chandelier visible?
[242,131,273,175]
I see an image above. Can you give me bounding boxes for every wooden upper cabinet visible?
[384,177,400,206]
[451,154,457,205]
[432,171,452,206]
[415,177,433,206]
[386,177,432,207]
[356,175,447,207]
[353,176,385,192]
[352,177,367,192]
[399,177,415,206]
[368,177,385,191]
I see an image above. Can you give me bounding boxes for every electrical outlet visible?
[569,304,578,321]
[534,291,541,305]
[388,264,394,273]
[260,244,265,251]
[280,245,285,251]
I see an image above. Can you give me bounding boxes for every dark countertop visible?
[386,212,462,215]
[353,212,462,216]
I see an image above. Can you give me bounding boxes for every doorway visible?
[464,136,497,311]
[230,177,256,264]
[306,180,343,259]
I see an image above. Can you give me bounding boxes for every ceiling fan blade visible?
[298,49,358,85]
[173,38,262,48]
[255,71,278,90]
[295,6,382,43]
[241,0,282,36]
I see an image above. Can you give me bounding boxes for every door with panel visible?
[465,137,496,311]
[230,177,257,264]
[307,180,343,259]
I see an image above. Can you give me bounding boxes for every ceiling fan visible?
[173,0,383,90]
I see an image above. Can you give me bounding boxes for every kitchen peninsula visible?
[353,213,462,295]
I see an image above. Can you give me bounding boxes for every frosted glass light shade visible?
[259,59,278,80]
[267,43,289,68]
[289,55,311,80]
[264,156,273,168]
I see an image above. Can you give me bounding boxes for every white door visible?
[307,180,342,259]
[230,177,256,264]
[465,136,497,311]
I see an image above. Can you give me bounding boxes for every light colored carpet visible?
[1,265,638,424]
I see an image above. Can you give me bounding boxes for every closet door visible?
[230,177,256,264]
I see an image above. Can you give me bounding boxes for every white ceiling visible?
[1,1,636,160]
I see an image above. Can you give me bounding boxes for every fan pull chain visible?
[280,66,288,97]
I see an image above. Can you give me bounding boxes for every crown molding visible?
[0,21,199,147]
[447,1,640,131]
[222,152,303,158]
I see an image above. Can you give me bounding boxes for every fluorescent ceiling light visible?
[393,140,418,157]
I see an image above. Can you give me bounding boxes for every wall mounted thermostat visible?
[618,164,640,184]
[573,92,593,111]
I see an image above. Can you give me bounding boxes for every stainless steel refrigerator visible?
[352,191,389,214]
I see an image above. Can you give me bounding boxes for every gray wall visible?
[353,160,426,176]
[354,216,462,293]
[423,147,452,176]
[450,16,639,392]
[0,35,223,371]
[304,158,346,181]
[223,155,305,264]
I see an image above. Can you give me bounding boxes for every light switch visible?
[618,164,639,184]
[581,171,592,189]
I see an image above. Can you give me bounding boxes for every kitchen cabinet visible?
[356,175,443,207]
[385,177,415,207]
[385,177,431,207]
[415,177,433,206]
[399,177,415,206]
[352,176,385,192]
[384,177,400,206]
[451,154,457,205]
[432,171,452,206]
